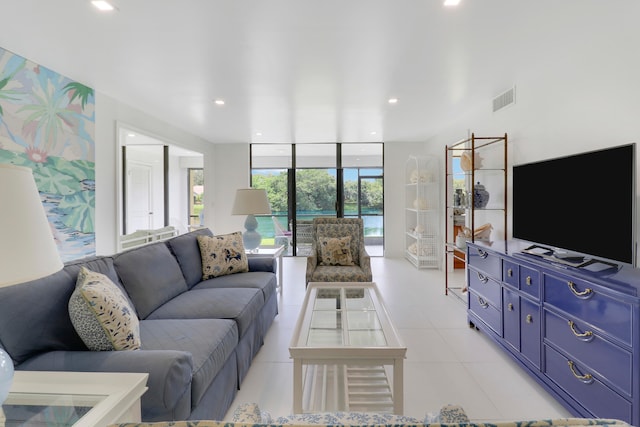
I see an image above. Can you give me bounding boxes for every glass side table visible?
[0,371,147,427]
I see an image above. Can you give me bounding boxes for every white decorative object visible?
[231,188,272,251]
[0,164,63,404]
[405,155,440,269]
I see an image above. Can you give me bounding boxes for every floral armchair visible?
[305,217,372,285]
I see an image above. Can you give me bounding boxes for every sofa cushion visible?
[114,242,189,319]
[197,232,248,279]
[192,271,277,305]
[0,267,86,364]
[140,318,238,410]
[318,236,354,266]
[68,266,141,351]
[146,288,264,338]
[167,228,214,289]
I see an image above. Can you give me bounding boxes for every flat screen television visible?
[512,143,637,268]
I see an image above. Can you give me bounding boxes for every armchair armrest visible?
[358,245,373,281]
[305,244,318,284]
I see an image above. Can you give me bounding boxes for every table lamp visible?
[0,164,64,404]
[231,188,271,251]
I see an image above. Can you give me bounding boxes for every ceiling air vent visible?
[493,86,516,112]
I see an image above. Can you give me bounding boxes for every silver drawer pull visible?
[477,297,489,309]
[567,281,593,298]
[507,303,514,311]
[477,249,488,259]
[568,360,594,384]
[526,314,533,324]
[477,272,489,283]
[526,276,532,286]
[568,320,594,341]
[507,268,513,277]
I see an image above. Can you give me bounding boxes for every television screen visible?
[512,143,636,267]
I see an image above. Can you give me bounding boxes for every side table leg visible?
[293,359,303,413]
[278,252,284,294]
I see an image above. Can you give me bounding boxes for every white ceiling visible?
[0,1,634,144]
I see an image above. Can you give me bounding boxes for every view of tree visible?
[253,169,382,214]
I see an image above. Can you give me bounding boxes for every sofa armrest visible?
[17,349,193,419]
[248,257,276,273]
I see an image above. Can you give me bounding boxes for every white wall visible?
[422,14,640,257]
[211,143,251,235]
[95,93,215,255]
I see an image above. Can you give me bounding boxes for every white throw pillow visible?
[68,267,141,351]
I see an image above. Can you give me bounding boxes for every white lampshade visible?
[0,164,63,287]
[231,188,271,215]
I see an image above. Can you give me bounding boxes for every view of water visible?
[258,213,383,238]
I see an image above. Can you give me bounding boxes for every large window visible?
[188,168,204,229]
[250,143,383,256]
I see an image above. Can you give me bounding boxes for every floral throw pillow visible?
[68,266,141,351]
[197,232,249,279]
[319,235,354,266]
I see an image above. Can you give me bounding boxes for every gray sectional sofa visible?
[0,228,278,422]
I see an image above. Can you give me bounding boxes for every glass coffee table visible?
[0,371,147,427]
[289,282,406,414]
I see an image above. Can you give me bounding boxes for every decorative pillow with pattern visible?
[319,235,354,266]
[197,232,249,279]
[68,266,141,351]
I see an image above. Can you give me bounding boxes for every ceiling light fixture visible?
[388,98,398,104]
[444,0,461,6]
[91,1,116,11]
[214,99,225,105]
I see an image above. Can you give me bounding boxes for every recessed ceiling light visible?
[214,99,225,105]
[127,133,136,137]
[444,0,461,6]
[91,1,116,11]
[256,132,262,136]
[370,131,377,135]
[388,98,398,104]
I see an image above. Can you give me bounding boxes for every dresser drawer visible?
[519,265,540,299]
[544,274,633,346]
[469,290,501,335]
[503,287,520,351]
[468,267,501,308]
[544,309,632,396]
[544,345,632,423]
[520,297,541,368]
[467,245,501,278]
[503,260,519,288]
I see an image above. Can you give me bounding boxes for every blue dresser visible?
[466,241,640,426]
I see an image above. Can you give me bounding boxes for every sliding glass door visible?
[250,143,383,256]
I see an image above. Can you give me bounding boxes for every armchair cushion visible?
[318,236,354,266]
[316,223,359,261]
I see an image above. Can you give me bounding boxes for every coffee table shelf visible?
[290,282,406,414]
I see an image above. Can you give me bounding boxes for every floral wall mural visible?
[0,47,95,262]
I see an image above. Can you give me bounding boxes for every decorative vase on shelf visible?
[473,182,490,208]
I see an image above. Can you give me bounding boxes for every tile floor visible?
[225,256,572,422]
